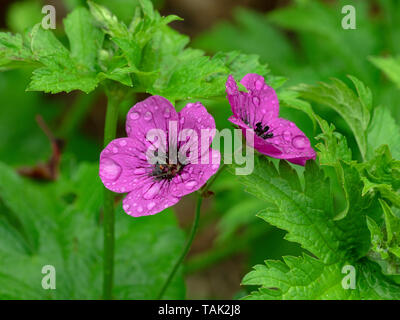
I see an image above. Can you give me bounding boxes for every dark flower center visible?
[151,162,185,181]
[254,122,273,140]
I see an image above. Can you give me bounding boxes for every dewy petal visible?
[123,183,181,217]
[170,148,221,197]
[99,137,153,193]
[240,73,279,125]
[178,101,217,163]
[226,74,279,127]
[255,118,316,165]
[126,95,179,144]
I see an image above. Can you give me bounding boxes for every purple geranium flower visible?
[226,73,316,166]
[99,96,220,217]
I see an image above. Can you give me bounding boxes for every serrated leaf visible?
[296,76,371,160]
[367,106,400,160]
[0,32,35,69]
[235,156,377,265]
[243,254,400,299]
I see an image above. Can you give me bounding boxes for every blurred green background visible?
[0,0,399,299]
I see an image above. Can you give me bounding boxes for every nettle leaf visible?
[366,200,400,275]
[89,1,269,101]
[236,157,377,265]
[0,162,185,299]
[26,8,104,94]
[369,55,400,89]
[235,155,399,299]
[314,115,352,166]
[0,32,35,69]
[242,255,400,300]
[356,145,400,208]
[296,76,371,160]
[367,106,400,160]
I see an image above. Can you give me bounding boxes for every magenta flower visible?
[99,96,220,217]
[226,73,316,166]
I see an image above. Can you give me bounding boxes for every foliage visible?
[0,0,400,300]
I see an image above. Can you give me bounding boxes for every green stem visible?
[102,85,124,300]
[157,196,203,299]
[157,164,225,299]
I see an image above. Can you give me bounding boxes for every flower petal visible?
[240,73,279,125]
[126,95,179,144]
[99,137,152,193]
[226,74,279,128]
[123,184,181,217]
[254,117,316,165]
[178,101,217,163]
[171,148,221,197]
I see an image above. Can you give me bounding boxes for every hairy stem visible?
[102,85,124,300]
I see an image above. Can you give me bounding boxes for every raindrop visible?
[137,206,143,213]
[292,136,309,149]
[123,204,130,211]
[143,183,161,200]
[185,180,198,190]
[130,112,140,120]
[147,202,156,210]
[283,130,292,142]
[144,111,152,121]
[255,80,263,90]
[164,108,171,118]
[100,158,122,181]
[119,140,127,147]
[112,147,118,154]
[252,97,260,106]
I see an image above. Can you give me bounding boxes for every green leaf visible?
[0,32,35,69]
[367,106,400,160]
[369,55,400,89]
[26,7,105,94]
[243,255,400,299]
[357,145,400,208]
[0,161,185,299]
[296,76,371,160]
[366,200,400,275]
[64,7,104,70]
[235,157,376,265]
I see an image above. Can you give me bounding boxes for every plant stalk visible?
[102,85,124,300]
[157,195,203,299]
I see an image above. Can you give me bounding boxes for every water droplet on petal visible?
[100,158,122,181]
[119,140,127,147]
[130,112,140,120]
[134,168,146,175]
[292,135,309,149]
[147,202,156,210]
[137,206,143,213]
[283,130,292,142]
[180,117,185,124]
[185,180,198,190]
[164,108,171,118]
[123,204,130,211]
[252,97,260,106]
[112,147,118,154]
[143,183,161,200]
[255,80,263,90]
[144,111,152,121]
